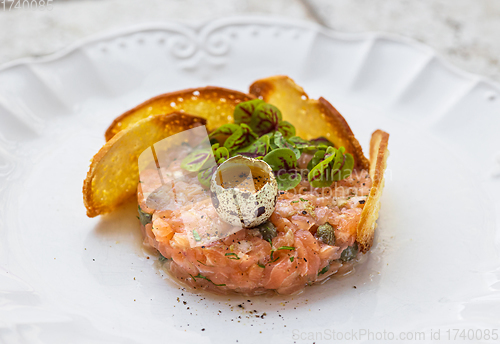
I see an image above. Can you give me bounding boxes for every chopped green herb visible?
[270,246,295,262]
[225,252,240,260]
[257,262,265,268]
[319,265,330,275]
[291,200,299,204]
[191,273,226,286]
[299,198,308,202]
[289,257,294,262]
[193,229,201,241]
[277,246,295,251]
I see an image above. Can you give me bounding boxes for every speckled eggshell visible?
[210,156,278,228]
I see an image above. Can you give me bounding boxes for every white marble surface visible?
[0,0,499,82]
[309,0,500,82]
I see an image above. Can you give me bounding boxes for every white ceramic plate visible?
[1,17,499,344]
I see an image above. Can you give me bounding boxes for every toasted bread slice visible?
[84,113,206,217]
[249,76,370,170]
[356,130,390,252]
[105,87,254,141]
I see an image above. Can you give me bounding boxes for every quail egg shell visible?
[210,155,278,228]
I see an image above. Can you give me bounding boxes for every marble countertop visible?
[1,0,499,82]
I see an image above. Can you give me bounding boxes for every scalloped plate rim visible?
[0,15,499,93]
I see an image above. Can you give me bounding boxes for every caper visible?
[257,221,277,242]
[138,205,153,226]
[340,243,359,262]
[316,222,335,245]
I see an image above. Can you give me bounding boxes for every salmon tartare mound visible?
[138,150,371,295]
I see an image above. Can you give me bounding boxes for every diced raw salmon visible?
[139,150,372,295]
